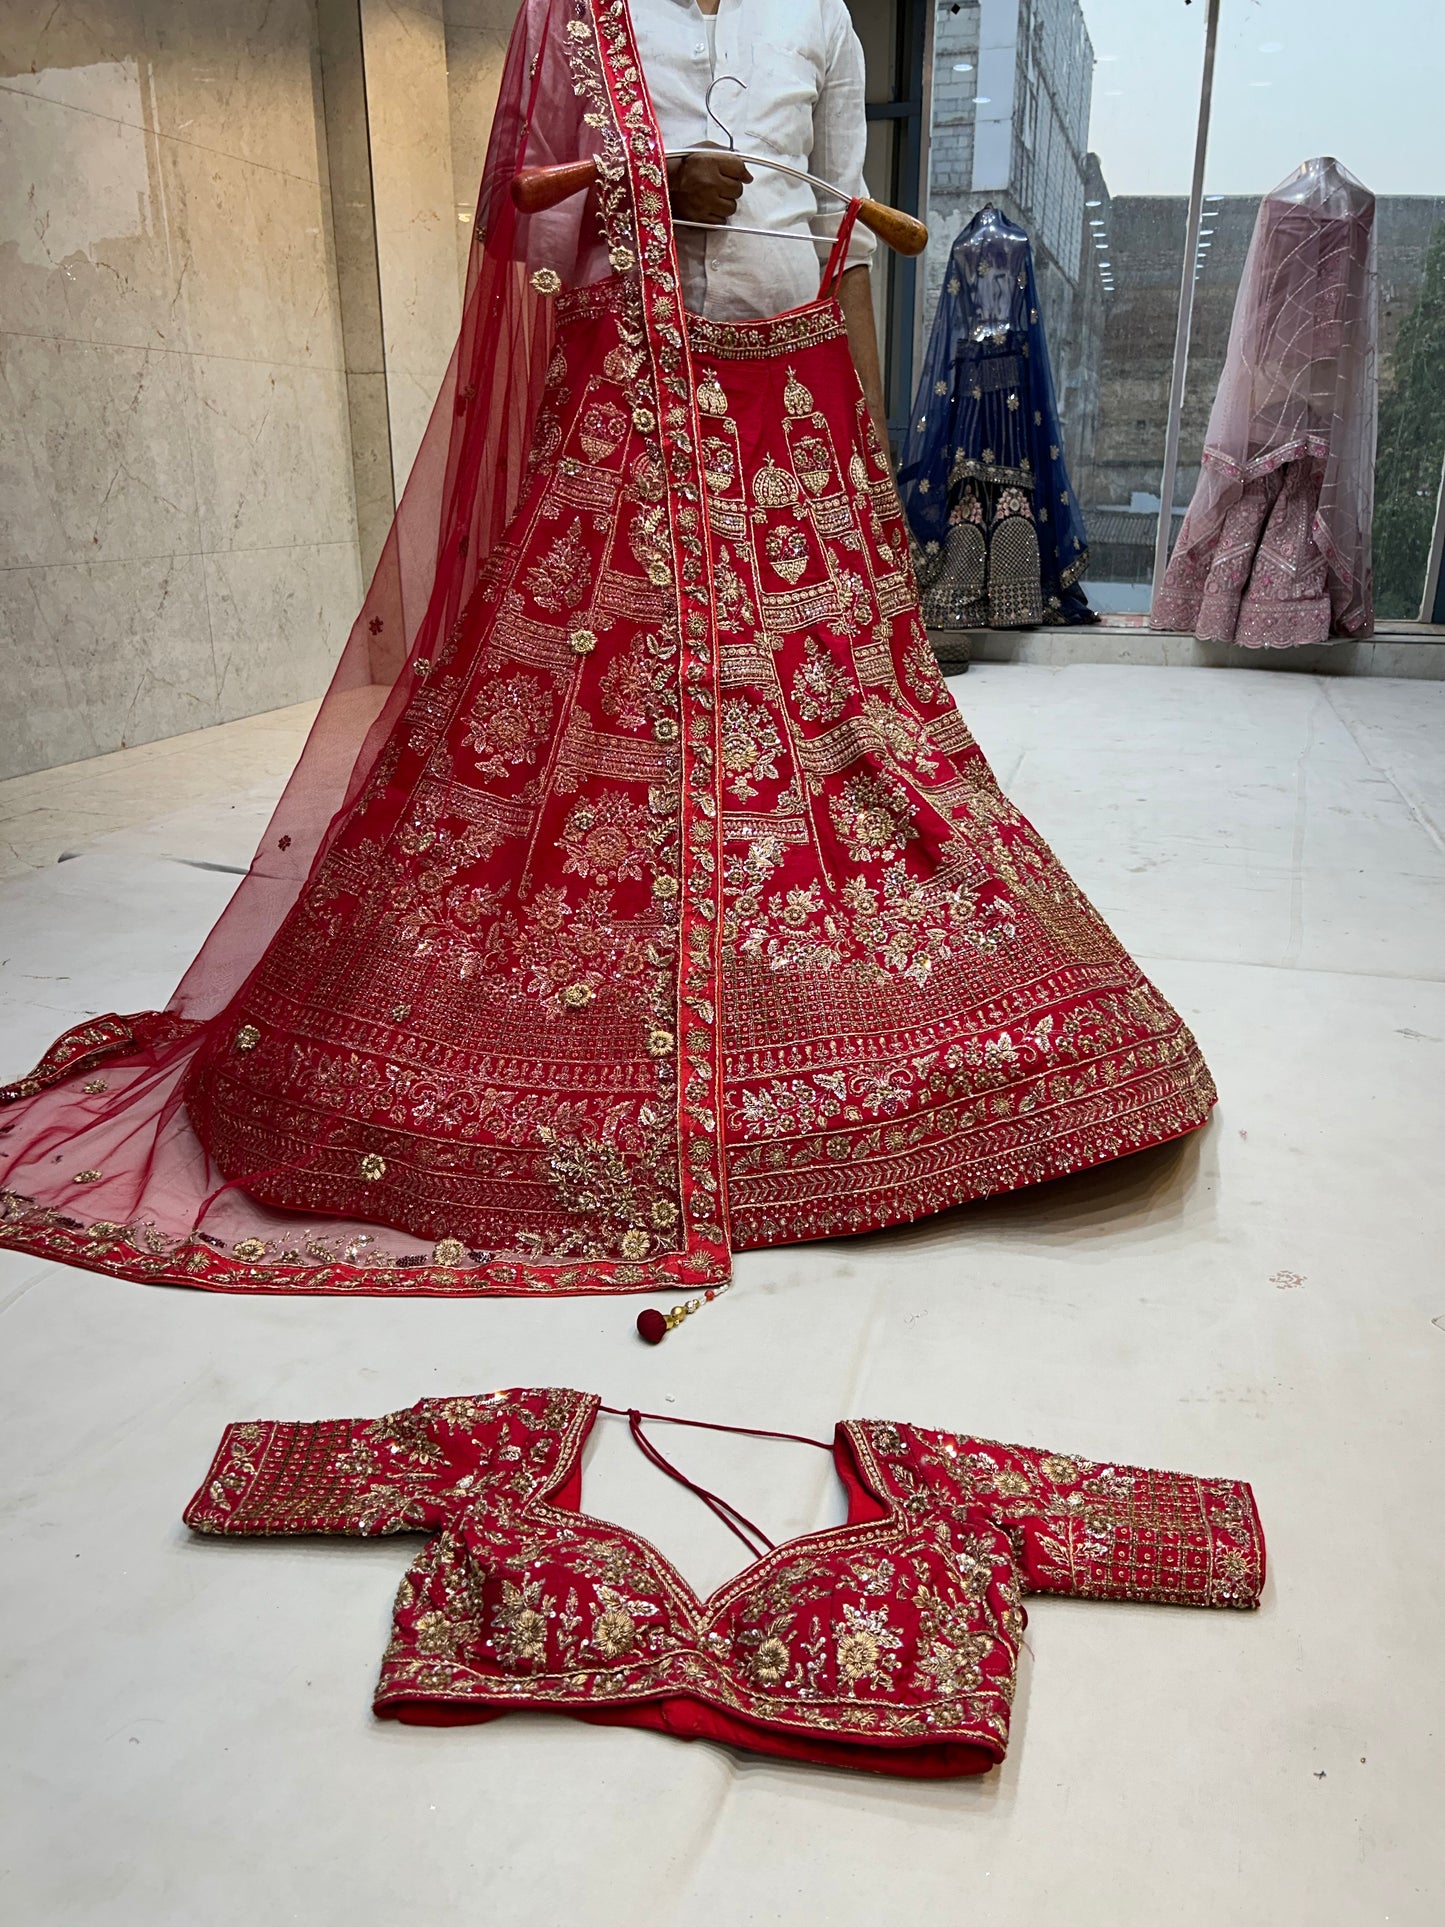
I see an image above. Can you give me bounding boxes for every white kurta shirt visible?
[629,0,876,321]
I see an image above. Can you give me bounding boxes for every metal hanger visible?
[670,75,855,244]
[511,84,927,257]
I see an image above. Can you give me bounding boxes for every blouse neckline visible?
[536,1394,903,1617]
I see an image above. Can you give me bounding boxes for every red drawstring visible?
[598,1404,835,1563]
[818,196,864,299]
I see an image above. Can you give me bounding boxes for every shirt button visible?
[694,43,706,55]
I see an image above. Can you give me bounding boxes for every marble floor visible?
[1,664,1442,1925]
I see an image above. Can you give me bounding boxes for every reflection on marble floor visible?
[2,663,1444,1926]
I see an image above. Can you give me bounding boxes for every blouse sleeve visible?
[960,1437,1266,1610]
[183,1401,496,1538]
[872,1425,1266,1611]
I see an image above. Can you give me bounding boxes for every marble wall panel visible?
[1,0,329,186]
[204,540,361,721]
[0,84,188,352]
[0,334,201,567]
[188,357,357,553]
[157,135,346,368]
[0,0,365,778]
[142,0,331,188]
[0,0,548,776]
[0,553,215,770]
[360,0,460,493]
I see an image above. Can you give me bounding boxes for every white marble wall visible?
[360,0,462,494]
[0,1,362,778]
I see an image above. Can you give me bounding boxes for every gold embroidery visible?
[783,367,814,417]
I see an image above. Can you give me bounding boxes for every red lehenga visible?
[0,0,1215,1298]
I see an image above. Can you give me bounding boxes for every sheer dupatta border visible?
[0,0,729,1299]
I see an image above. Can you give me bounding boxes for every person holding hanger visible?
[630,0,891,457]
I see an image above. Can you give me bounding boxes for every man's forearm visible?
[838,264,890,465]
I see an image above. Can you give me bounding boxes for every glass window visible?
[918,0,1445,627]
[920,0,1208,614]
[1183,0,1445,622]
[1065,0,1210,613]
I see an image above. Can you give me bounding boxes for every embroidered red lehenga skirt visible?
[0,282,1215,1294]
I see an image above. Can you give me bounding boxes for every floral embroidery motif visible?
[914,1591,994,1695]
[790,635,849,722]
[718,699,785,802]
[835,1601,904,1692]
[701,437,736,493]
[523,522,592,612]
[464,674,553,777]
[579,400,627,462]
[514,886,653,1017]
[792,436,834,496]
[590,1592,638,1659]
[628,504,672,586]
[560,790,656,884]
[711,544,756,631]
[492,1577,552,1670]
[599,632,676,731]
[828,771,917,863]
[764,524,809,585]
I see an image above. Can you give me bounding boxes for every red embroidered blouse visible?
[184,1389,1265,1778]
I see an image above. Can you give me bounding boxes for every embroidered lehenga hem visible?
[1153,457,1337,649]
[0,1000,1214,1293]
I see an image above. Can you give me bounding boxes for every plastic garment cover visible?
[1153,158,1378,644]
[897,206,1091,626]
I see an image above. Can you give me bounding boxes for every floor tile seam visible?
[1317,679,1445,859]
[0,79,328,192]
[1133,950,1445,988]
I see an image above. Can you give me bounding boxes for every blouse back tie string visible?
[598,1404,835,1563]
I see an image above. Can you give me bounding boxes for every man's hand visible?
[668,151,752,225]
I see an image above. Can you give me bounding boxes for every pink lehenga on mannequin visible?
[0,0,1216,1300]
[1153,158,1377,648]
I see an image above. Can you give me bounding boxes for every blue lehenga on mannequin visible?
[898,206,1093,629]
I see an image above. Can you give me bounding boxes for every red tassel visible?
[634,1280,731,1344]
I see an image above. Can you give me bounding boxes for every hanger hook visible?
[704,74,746,151]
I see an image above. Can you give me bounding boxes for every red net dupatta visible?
[0,0,729,1298]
